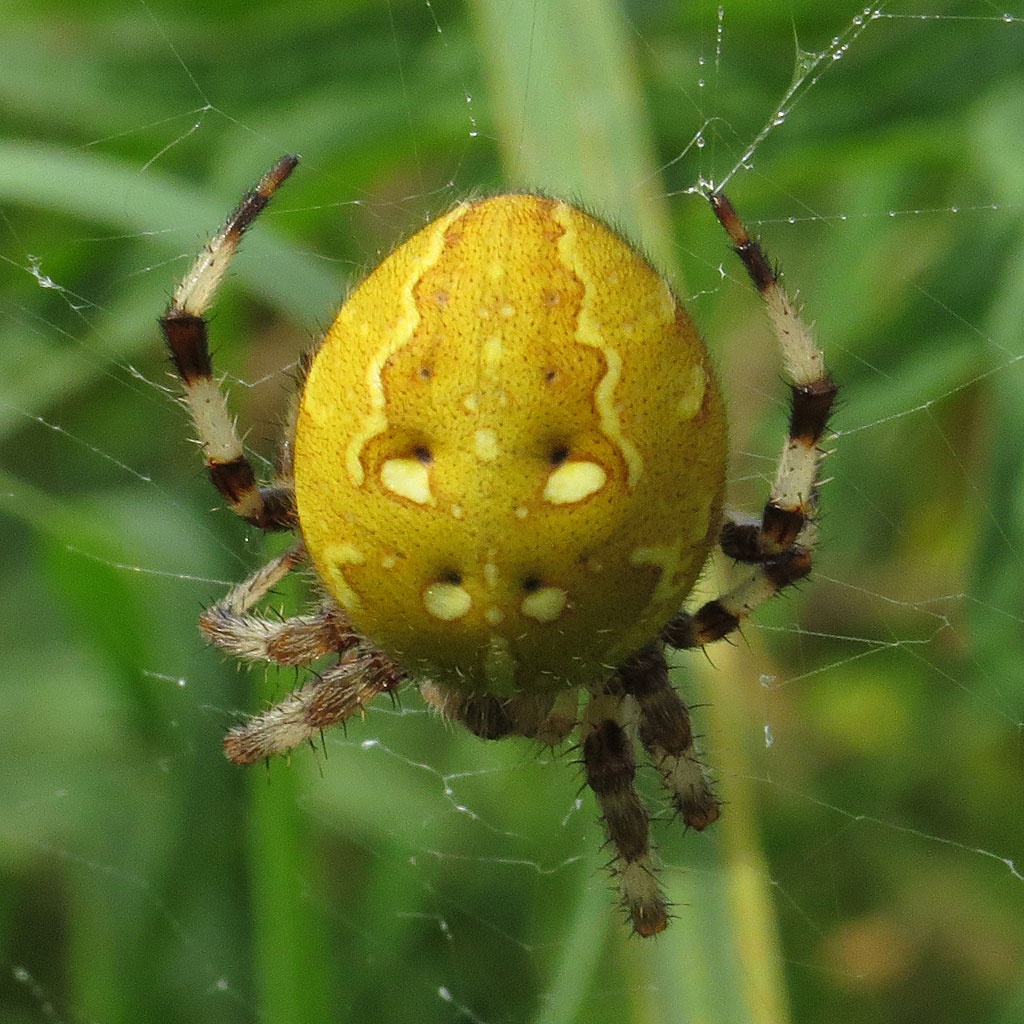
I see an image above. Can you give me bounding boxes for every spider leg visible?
[530,689,579,745]
[223,645,404,765]
[710,192,837,554]
[662,539,813,649]
[159,155,300,531]
[613,644,718,830]
[581,688,668,937]
[197,542,403,765]
[419,685,578,745]
[664,193,835,648]
[199,543,358,665]
[419,685,516,739]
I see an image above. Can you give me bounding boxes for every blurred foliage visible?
[1,1,1023,1023]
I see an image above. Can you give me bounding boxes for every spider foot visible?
[583,696,669,937]
[614,645,720,829]
[618,859,669,938]
[650,747,720,831]
[223,645,403,764]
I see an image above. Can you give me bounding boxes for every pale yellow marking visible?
[543,461,606,504]
[631,542,690,606]
[380,458,433,504]
[499,303,516,318]
[483,561,500,589]
[323,543,366,612]
[485,607,504,625]
[521,586,568,622]
[423,581,472,621]
[482,334,502,375]
[484,635,516,694]
[630,487,716,616]
[553,203,644,489]
[345,204,467,486]
[677,363,708,422]
[463,393,480,413]
[515,506,530,519]
[475,428,499,462]
[488,260,505,281]
[381,554,397,570]
[451,503,464,519]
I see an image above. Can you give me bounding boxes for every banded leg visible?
[198,542,404,765]
[582,689,668,937]
[223,645,405,765]
[664,193,835,649]
[159,155,300,531]
[420,684,579,745]
[614,644,718,830]
[662,542,813,650]
[419,684,517,739]
[198,543,358,665]
[710,192,837,554]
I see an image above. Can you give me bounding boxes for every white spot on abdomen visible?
[521,586,568,622]
[543,461,606,504]
[475,428,499,462]
[380,458,433,504]
[423,581,473,621]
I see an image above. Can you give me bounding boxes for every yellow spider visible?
[160,156,834,936]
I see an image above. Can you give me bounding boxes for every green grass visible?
[2,2,1023,1023]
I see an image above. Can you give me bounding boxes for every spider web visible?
[1,2,1022,1022]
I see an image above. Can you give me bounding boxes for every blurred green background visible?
[1,1,1022,1022]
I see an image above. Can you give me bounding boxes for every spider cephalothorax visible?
[160,156,834,936]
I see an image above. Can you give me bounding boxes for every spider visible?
[160,155,835,937]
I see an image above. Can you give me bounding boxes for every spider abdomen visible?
[294,194,726,695]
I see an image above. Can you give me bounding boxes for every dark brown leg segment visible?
[160,156,301,531]
[582,692,668,937]
[662,192,834,651]
[614,645,719,830]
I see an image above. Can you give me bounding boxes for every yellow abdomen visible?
[294,194,726,695]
